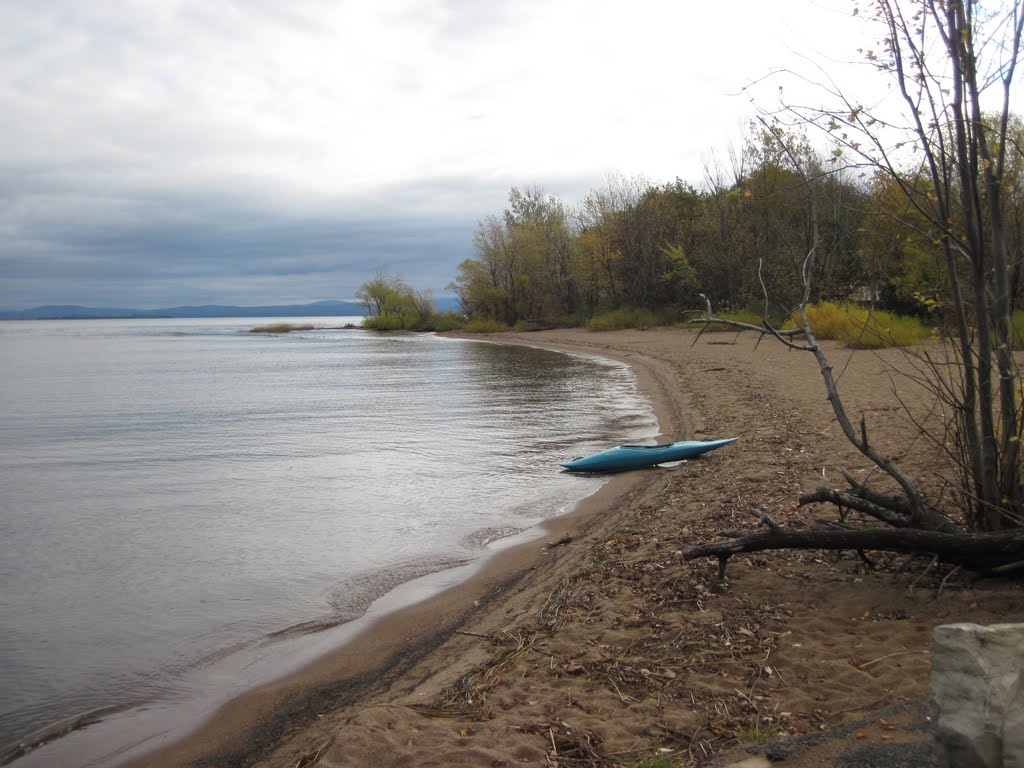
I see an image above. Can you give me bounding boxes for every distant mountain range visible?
[0,299,452,321]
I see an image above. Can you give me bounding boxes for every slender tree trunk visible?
[944,2,1017,528]
[964,6,1024,525]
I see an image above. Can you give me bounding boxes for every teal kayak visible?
[560,437,737,473]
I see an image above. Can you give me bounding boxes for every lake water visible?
[0,317,656,764]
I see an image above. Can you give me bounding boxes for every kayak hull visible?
[560,438,737,473]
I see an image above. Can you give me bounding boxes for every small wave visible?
[265,617,348,640]
[0,705,124,766]
[325,557,472,619]
[462,525,527,548]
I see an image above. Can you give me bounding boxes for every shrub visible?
[1012,309,1024,349]
[587,308,659,331]
[461,318,509,333]
[361,315,405,331]
[720,308,766,326]
[682,308,767,331]
[556,312,588,328]
[785,302,930,348]
[512,319,558,331]
[362,312,470,332]
[423,312,466,332]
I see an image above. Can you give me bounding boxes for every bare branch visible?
[798,486,913,528]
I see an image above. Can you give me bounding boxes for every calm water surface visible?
[0,317,656,763]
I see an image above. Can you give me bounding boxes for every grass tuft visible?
[736,719,783,744]
[630,754,680,768]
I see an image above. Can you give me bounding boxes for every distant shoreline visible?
[0,301,371,321]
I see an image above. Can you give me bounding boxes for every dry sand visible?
[130,328,1022,767]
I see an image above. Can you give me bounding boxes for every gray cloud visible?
[0,182,479,308]
[0,0,878,310]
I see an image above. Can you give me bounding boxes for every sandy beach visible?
[126,327,1022,767]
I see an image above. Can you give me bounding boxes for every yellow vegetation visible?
[784,302,929,348]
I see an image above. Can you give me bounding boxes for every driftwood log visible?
[684,511,1024,580]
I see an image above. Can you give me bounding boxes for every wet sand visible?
[118,328,1023,767]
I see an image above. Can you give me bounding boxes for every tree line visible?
[446,117,1023,330]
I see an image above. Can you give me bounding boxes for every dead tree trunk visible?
[684,511,1024,580]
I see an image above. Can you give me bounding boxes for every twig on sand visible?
[454,629,493,639]
[293,735,335,768]
[938,565,962,596]
[857,650,928,670]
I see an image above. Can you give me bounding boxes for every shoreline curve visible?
[38,331,681,768]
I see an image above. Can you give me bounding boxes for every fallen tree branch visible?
[799,470,958,533]
[836,465,915,516]
[684,524,1024,579]
[752,508,779,530]
[798,487,913,528]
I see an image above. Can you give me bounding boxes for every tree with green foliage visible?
[503,186,577,321]
[697,157,758,309]
[574,185,626,311]
[357,271,434,330]
[452,187,578,325]
[455,161,866,328]
[858,170,951,315]
[570,176,702,318]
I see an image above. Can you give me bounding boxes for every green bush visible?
[556,312,588,328]
[587,308,658,331]
[461,318,509,333]
[682,308,766,331]
[785,302,930,348]
[423,312,466,332]
[361,315,406,330]
[512,319,559,331]
[720,308,766,326]
[1011,309,1024,348]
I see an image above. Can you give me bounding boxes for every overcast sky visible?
[1,0,878,310]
